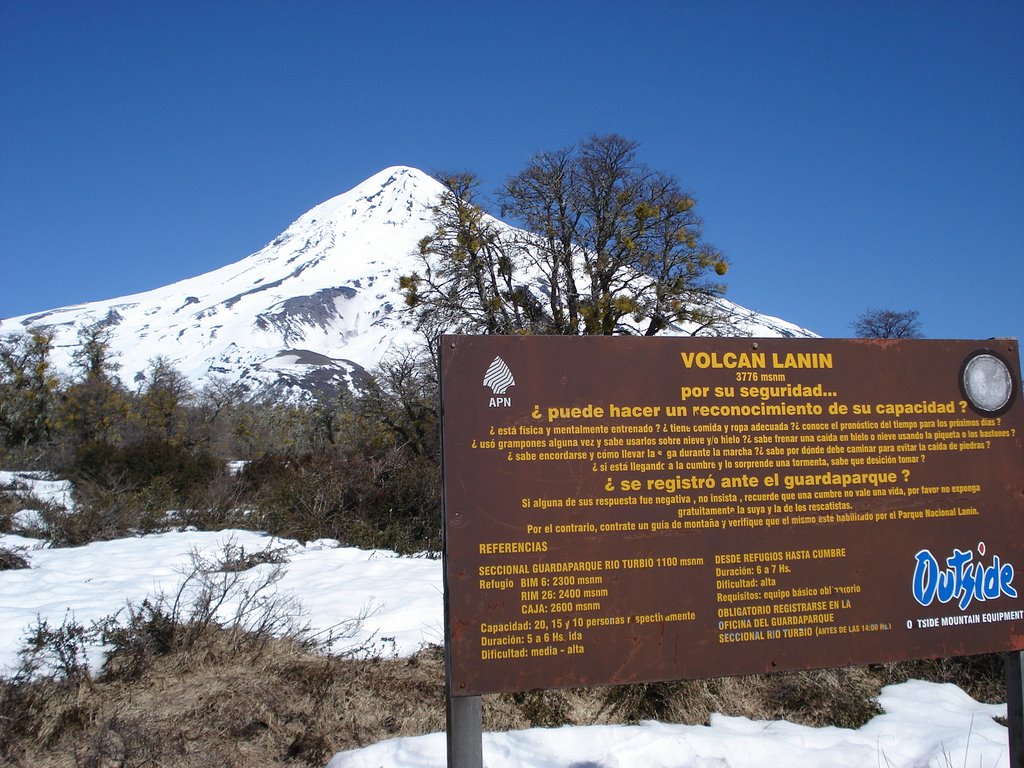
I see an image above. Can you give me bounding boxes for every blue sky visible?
[2,1,1022,343]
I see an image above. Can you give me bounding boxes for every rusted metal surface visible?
[440,336,1024,696]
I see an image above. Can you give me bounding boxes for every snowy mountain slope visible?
[0,167,815,398]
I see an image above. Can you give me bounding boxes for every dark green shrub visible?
[757,667,881,728]
[601,679,716,723]
[69,438,219,503]
[0,481,21,533]
[0,544,31,570]
[30,438,225,545]
[239,449,440,553]
[505,689,572,727]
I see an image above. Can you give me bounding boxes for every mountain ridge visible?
[0,167,815,398]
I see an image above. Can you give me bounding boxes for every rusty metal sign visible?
[440,336,1024,697]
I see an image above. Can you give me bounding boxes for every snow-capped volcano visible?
[1,167,441,396]
[0,167,814,398]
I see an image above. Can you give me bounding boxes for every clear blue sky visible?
[2,1,1022,343]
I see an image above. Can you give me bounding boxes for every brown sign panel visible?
[440,336,1024,697]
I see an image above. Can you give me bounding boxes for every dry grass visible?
[2,637,449,767]
[1,632,1007,768]
[0,539,449,767]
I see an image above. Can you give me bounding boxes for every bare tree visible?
[851,309,923,339]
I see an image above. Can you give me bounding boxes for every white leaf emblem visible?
[482,356,515,395]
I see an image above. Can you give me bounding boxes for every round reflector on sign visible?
[961,352,1014,414]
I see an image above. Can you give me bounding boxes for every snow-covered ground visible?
[0,475,1013,767]
[328,681,1008,768]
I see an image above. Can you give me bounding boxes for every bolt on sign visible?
[439,336,1024,697]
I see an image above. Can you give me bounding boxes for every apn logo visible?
[912,542,1017,610]
[482,356,515,407]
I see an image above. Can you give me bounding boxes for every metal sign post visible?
[446,692,482,768]
[1008,650,1024,767]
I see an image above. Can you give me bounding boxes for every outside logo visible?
[483,356,515,395]
[912,542,1017,610]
